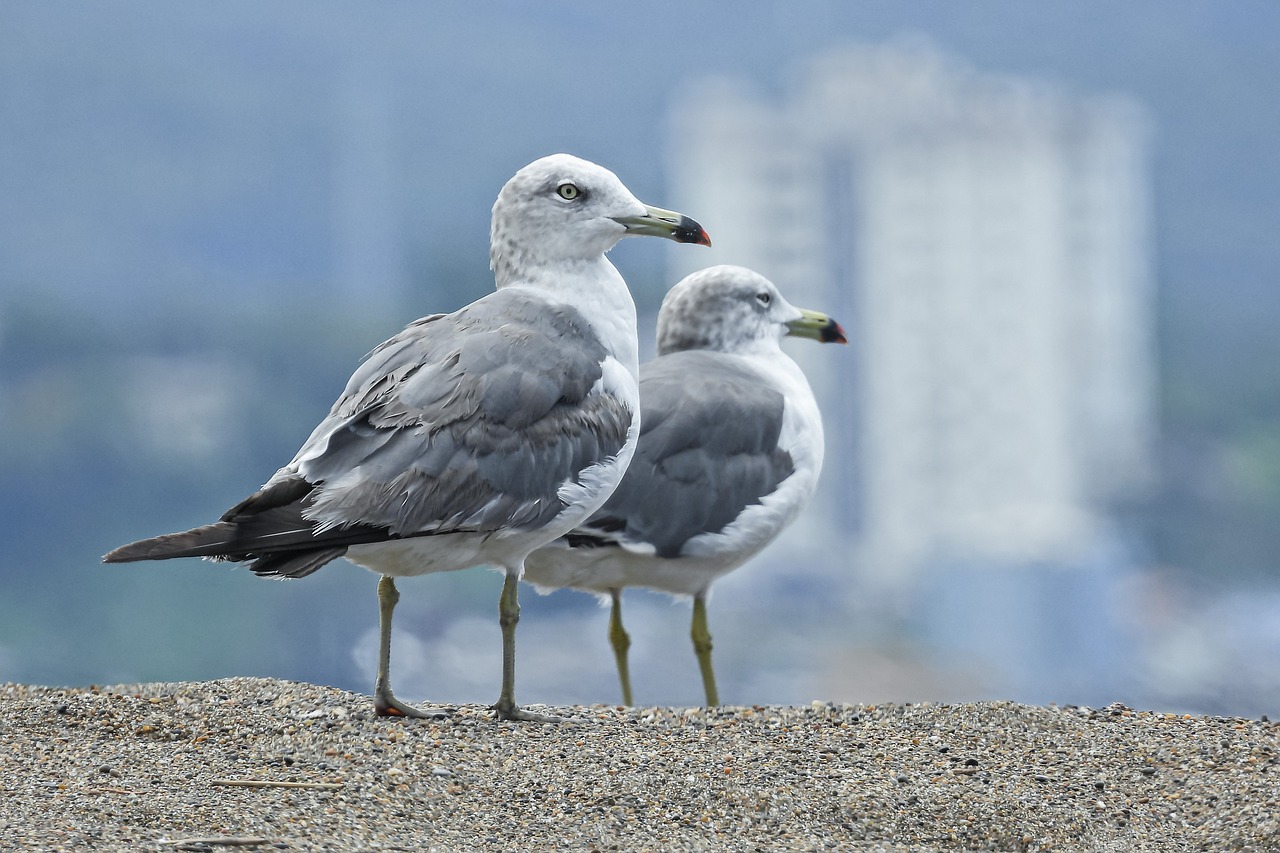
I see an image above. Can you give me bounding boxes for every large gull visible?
[104,153,710,722]
[524,265,845,706]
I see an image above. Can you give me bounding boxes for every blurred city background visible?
[2,2,1278,716]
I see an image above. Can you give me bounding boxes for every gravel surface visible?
[2,677,1279,851]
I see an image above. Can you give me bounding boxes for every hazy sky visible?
[2,2,1278,710]
[3,1,1277,320]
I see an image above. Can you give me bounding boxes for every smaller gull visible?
[104,154,710,722]
[524,265,845,706]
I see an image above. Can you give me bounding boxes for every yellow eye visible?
[557,183,581,201]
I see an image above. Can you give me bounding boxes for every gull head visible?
[491,154,709,285]
[656,265,848,356]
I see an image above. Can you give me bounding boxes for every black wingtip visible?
[102,522,240,564]
[102,541,154,564]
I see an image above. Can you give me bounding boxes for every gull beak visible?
[786,308,848,344]
[613,204,712,246]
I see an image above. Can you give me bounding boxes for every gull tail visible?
[103,473,354,578]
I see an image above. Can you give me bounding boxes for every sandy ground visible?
[2,677,1278,851]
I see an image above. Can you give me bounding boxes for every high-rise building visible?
[665,39,1155,596]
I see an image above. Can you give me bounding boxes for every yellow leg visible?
[494,569,560,722]
[373,576,450,719]
[691,591,720,707]
[608,588,634,706]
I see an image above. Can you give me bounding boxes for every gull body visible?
[105,154,710,721]
[524,265,845,706]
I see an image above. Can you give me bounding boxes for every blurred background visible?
[3,1,1278,716]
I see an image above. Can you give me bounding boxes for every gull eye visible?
[556,182,581,201]
[756,291,772,306]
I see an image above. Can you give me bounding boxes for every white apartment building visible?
[665,39,1155,590]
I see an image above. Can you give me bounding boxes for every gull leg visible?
[494,569,560,723]
[373,575,451,719]
[608,588,634,706]
[690,590,720,707]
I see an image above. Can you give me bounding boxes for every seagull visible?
[523,265,845,707]
[104,153,710,722]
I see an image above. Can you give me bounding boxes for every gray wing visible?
[290,287,633,535]
[104,288,633,577]
[566,350,794,559]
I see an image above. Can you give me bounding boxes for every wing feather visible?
[572,351,794,558]
[105,289,635,575]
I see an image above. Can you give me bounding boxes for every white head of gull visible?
[105,154,710,722]
[524,264,845,707]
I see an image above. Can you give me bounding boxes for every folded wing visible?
[566,351,793,559]
[104,288,634,577]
